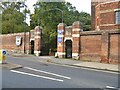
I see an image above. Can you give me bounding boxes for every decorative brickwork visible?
[34,26,42,56]
[57,21,82,59]
[72,21,82,60]
[57,23,65,58]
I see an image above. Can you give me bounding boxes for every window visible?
[115,11,120,24]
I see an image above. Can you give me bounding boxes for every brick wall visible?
[0,32,30,54]
[57,21,120,64]
[109,33,120,63]
[80,33,101,62]
[0,26,42,56]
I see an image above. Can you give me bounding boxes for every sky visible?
[25,0,91,25]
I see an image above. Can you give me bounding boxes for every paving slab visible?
[39,56,120,72]
[0,62,22,70]
[73,62,119,72]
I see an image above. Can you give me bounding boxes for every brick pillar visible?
[101,32,109,63]
[95,4,100,31]
[34,26,42,56]
[57,23,65,58]
[91,2,99,30]
[72,21,83,60]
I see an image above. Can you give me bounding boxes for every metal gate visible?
[65,40,72,58]
[31,40,34,54]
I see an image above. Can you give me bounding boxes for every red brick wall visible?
[100,12,114,24]
[0,32,30,53]
[109,34,120,63]
[79,31,120,64]
[80,34,101,62]
[57,21,120,64]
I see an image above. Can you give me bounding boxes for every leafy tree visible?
[1,2,30,34]
[30,2,91,55]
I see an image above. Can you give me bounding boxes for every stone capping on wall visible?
[72,21,83,29]
[57,23,66,27]
[35,26,42,30]
[80,31,102,36]
[72,21,81,25]
[80,30,120,36]
[65,26,72,29]
[1,32,30,36]
[99,0,119,5]
[95,0,120,8]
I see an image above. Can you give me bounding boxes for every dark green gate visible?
[65,40,72,58]
[31,40,34,54]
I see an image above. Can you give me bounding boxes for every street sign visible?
[16,36,21,46]
[2,50,6,55]
[58,37,62,43]
[0,50,7,64]
[58,30,64,34]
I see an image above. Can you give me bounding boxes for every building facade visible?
[91,0,120,30]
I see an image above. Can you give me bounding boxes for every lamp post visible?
[54,8,63,23]
[23,1,27,54]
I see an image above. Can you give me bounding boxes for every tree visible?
[1,2,30,34]
[30,2,91,55]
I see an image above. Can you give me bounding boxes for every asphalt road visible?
[2,55,119,89]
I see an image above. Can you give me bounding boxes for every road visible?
[2,55,119,89]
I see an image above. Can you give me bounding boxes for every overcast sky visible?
[25,0,91,25]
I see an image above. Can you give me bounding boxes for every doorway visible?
[65,40,72,58]
[31,40,34,54]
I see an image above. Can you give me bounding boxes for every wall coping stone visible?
[80,30,120,36]
[58,23,66,26]
[1,32,29,36]
[72,21,82,26]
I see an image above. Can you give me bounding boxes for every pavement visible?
[0,62,22,70]
[38,56,120,72]
[1,52,120,72]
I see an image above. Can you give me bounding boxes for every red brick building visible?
[91,0,120,30]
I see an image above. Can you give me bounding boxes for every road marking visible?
[106,86,118,89]
[24,67,71,80]
[10,70,63,82]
